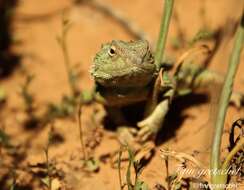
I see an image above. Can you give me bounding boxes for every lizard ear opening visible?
[149,53,154,64]
[108,45,116,57]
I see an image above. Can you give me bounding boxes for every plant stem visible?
[211,13,244,187]
[62,38,75,95]
[126,147,134,190]
[78,102,87,161]
[165,155,170,190]
[44,143,51,190]
[154,0,174,71]
[59,15,77,96]
[118,148,123,190]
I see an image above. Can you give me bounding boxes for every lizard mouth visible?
[91,66,137,79]
[90,64,157,87]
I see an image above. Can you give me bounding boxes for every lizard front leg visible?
[137,70,175,142]
[137,91,173,142]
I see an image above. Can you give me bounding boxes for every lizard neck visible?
[96,82,154,107]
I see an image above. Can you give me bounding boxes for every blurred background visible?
[0,0,243,189]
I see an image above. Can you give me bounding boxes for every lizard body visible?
[90,39,243,142]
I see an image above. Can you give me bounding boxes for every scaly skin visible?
[90,40,244,143]
[91,40,157,107]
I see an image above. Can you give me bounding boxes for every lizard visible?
[90,39,244,147]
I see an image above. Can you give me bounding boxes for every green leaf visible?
[134,180,149,190]
[41,176,51,188]
[81,90,94,103]
[85,158,100,172]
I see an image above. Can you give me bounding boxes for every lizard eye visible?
[108,46,116,57]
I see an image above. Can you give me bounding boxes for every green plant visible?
[154,0,174,70]
[210,13,244,189]
[163,147,170,190]
[46,95,77,119]
[44,14,84,123]
[161,148,206,190]
[77,102,100,172]
[118,147,124,190]
[41,126,54,190]
[125,146,149,190]
[56,14,79,97]
[77,102,87,161]
[19,74,35,113]
[19,73,44,129]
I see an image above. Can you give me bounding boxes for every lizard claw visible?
[137,99,169,142]
[117,126,138,146]
[137,117,159,142]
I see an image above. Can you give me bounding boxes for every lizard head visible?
[90,40,156,88]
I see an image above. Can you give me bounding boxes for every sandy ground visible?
[0,0,243,189]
